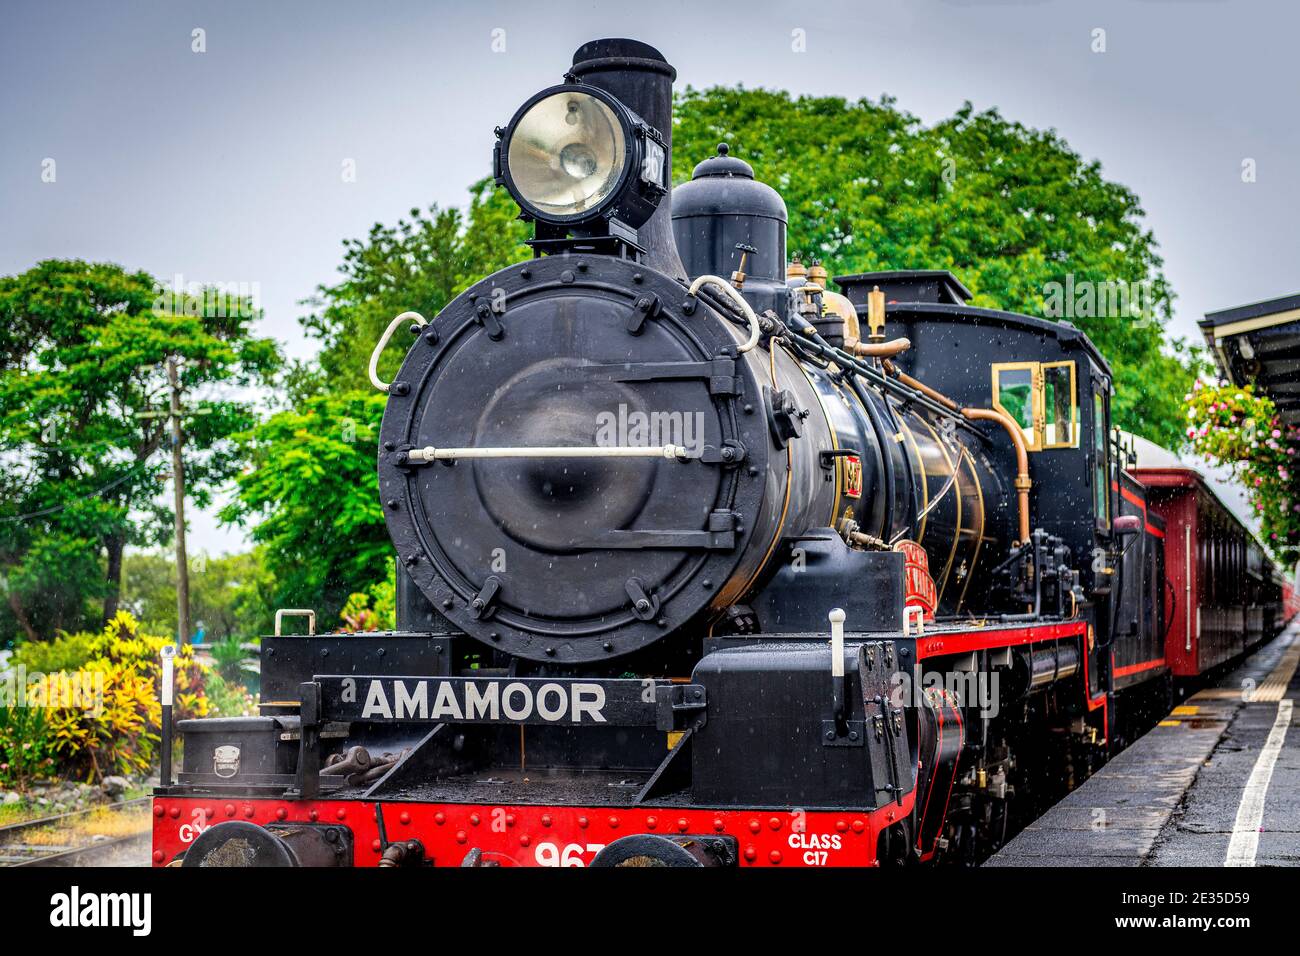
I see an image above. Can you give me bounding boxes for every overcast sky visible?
[2,0,1294,553]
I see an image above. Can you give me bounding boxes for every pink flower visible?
[1273,429,1282,439]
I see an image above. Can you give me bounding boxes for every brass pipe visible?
[882,360,1032,546]
[961,408,1032,546]
[849,337,911,358]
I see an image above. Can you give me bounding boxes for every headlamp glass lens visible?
[507,91,626,218]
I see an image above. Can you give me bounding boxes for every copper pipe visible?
[961,408,1032,546]
[848,337,911,358]
[882,360,1032,545]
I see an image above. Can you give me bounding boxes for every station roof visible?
[1200,292,1300,424]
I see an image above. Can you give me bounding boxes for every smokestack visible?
[570,38,687,282]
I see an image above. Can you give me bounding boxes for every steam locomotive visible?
[152,38,1286,868]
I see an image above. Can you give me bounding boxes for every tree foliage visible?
[219,391,391,622]
[121,548,277,642]
[0,261,279,644]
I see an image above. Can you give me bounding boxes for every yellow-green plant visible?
[0,611,230,786]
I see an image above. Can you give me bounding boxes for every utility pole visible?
[167,356,191,646]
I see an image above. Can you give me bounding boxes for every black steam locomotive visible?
[154,38,1284,868]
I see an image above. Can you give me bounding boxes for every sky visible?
[2,0,1295,553]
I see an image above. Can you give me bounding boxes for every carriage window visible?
[992,364,1039,450]
[1042,362,1078,448]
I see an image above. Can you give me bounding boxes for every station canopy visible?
[1201,292,1300,424]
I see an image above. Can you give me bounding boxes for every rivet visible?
[656,618,667,628]
[561,270,575,284]
[677,818,690,832]
[336,808,347,821]
[744,845,757,862]
[545,647,555,656]
[424,329,439,345]
[153,805,165,818]
[455,830,468,844]
[384,441,395,451]
[442,599,453,609]
[169,806,181,819]
[243,806,255,819]
[836,820,848,832]
[576,260,588,271]
[400,811,411,825]
[769,849,783,864]
[435,812,446,825]
[768,816,782,831]
[309,809,319,821]
[276,807,287,820]
[607,815,620,829]
[748,819,761,834]
[372,838,382,852]
[713,818,725,832]
[469,813,481,826]
[387,499,399,510]
[578,816,589,829]
[851,820,865,833]
[152,850,165,864]
[520,268,531,279]
[505,814,515,827]
[645,816,657,830]
[520,834,531,847]
[633,272,644,283]
[225,804,236,817]
[541,814,553,827]
[603,642,613,652]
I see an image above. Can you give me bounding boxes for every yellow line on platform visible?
[1252,638,1300,704]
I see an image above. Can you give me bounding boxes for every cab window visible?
[992,363,1038,450]
[1042,362,1077,448]
[992,361,1079,451]
[1093,388,1109,526]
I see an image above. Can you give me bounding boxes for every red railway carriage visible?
[1128,435,1278,676]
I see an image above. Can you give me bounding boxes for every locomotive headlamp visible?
[495,83,667,233]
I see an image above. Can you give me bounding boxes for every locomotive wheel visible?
[589,833,737,867]
[181,821,352,868]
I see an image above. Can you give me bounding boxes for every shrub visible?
[0,611,236,787]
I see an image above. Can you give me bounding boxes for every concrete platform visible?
[987,624,1300,867]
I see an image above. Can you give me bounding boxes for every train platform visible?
[987,624,1300,867]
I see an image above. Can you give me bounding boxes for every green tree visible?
[220,391,390,622]
[121,548,277,641]
[672,89,1198,447]
[223,182,528,617]
[0,260,279,643]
